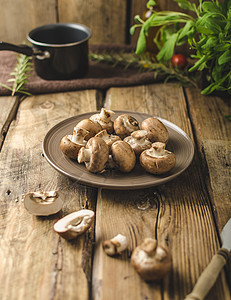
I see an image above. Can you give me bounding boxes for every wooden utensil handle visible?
[184,249,230,300]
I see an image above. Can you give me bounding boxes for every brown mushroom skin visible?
[111,140,136,173]
[75,119,102,140]
[60,136,82,160]
[140,142,176,175]
[141,117,169,144]
[78,137,109,173]
[114,114,140,139]
[131,238,172,281]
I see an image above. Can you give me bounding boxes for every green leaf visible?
[174,0,194,11]
[146,0,156,9]
[177,20,195,43]
[202,2,222,13]
[218,50,231,65]
[156,33,178,62]
[135,28,147,55]
[189,55,208,72]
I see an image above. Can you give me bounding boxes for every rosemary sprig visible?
[89,51,199,89]
[0,54,33,96]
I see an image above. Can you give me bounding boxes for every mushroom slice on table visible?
[54,209,95,240]
[102,234,128,256]
[24,190,64,216]
[60,127,89,159]
[78,136,109,173]
[114,114,140,139]
[124,130,152,156]
[95,129,121,153]
[75,118,102,140]
[131,238,172,281]
[140,142,176,174]
[141,117,169,143]
[90,108,115,134]
[111,140,136,173]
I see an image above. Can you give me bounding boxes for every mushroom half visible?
[131,238,172,281]
[90,108,115,134]
[141,117,169,144]
[140,142,176,174]
[78,136,109,173]
[114,114,140,139]
[24,190,64,216]
[54,209,95,240]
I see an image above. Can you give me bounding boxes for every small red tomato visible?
[171,54,188,70]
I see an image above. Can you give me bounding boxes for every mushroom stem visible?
[146,142,168,158]
[103,234,128,256]
[99,108,115,122]
[78,148,92,163]
[71,127,89,145]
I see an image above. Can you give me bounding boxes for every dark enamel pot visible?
[0,23,91,80]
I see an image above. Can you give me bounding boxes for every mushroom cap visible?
[75,119,102,140]
[141,117,169,143]
[124,130,152,156]
[78,136,109,173]
[111,140,136,173]
[90,108,115,134]
[24,191,64,216]
[60,135,83,160]
[131,238,172,281]
[140,142,176,174]
[54,209,95,240]
[95,129,121,153]
[114,114,140,139]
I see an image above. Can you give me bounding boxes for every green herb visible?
[130,0,231,95]
[0,54,33,96]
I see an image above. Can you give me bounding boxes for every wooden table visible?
[0,83,230,300]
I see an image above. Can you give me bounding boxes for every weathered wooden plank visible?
[185,88,231,232]
[92,83,230,299]
[0,0,57,44]
[0,90,100,300]
[58,0,127,44]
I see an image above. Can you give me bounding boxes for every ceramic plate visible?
[42,111,194,190]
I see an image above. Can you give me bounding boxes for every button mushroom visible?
[54,209,95,240]
[90,108,115,134]
[95,129,121,153]
[77,136,109,173]
[75,118,102,140]
[141,117,169,144]
[131,238,172,281]
[102,234,128,256]
[124,130,152,157]
[111,140,136,173]
[24,190,64,216]
[60,127,89,159]
[114,114,140,139]
[140,142,176,174]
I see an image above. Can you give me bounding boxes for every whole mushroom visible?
[90,108,115,134]
[131,238,172,281]
[111,140,136,173]
[141,117,169,144]
[114,114,139,139]
[78,136,109,173]
[140,142,176,174]
[60,127,89,159]
[124,130,152,157]
[95,129,121,153]
[75,118,102,140]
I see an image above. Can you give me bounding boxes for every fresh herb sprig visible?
[0,54,32,96]
[130,0,231,95]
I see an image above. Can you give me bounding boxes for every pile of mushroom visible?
[60,108,176,175]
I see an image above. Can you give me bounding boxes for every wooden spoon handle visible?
[184,249,230,300]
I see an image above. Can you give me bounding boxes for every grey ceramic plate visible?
[42,111,194,190]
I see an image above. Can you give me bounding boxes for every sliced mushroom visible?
[124,130,152,157]
[54,209,95,240]
[114,114,140,139]
[140,142,176,174]
[141,117,169,143]
[102,234,128,256]
[75,118,102,140]
[131,238,172,281]
[90,108,115,134]
[24,190,64,216]
[78,136,109,173]
[95,129,121,153]
[111,140,136,173]
[60,127,89,159]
